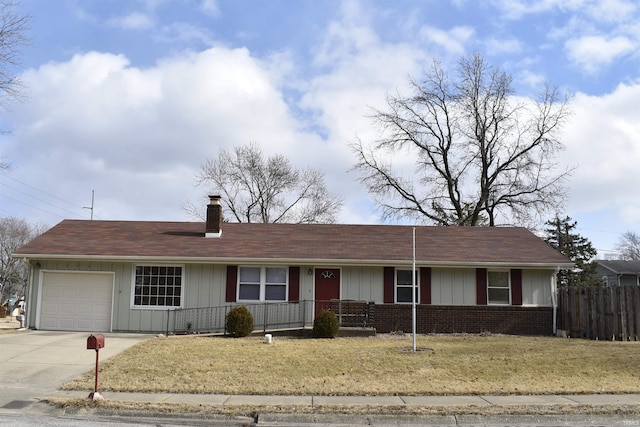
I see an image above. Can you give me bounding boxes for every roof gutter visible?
[12,253,575,270]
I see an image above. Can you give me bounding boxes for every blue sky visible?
[1,0,640,257]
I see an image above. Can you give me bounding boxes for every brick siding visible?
[374,304,553,336]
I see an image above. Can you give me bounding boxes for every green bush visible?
[226,306,254,337]
[312,309,340,338]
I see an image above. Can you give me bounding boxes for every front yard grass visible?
[62,333,640,396]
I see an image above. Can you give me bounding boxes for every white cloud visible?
[156,22,215,47]
[199,0,219,16]
[4,48,307,222]
[492,0,636,24]
[565,35,635,73]
[560,83,640,225]
[313,2,379,67]
[418,25,475,57]
[108,12,154,30]
[584,0,637,23]
[518,69,546,87]
[295,4,434,225]
[490,0,571,20]
[484,37,523,55]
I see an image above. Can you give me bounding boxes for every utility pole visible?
[83,190,95,220]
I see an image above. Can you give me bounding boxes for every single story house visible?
[595,260,640,287]
[13,196,572,335]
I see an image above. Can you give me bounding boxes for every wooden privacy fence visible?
[557,286,640,341]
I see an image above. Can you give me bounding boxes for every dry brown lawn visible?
[63,333,640,396]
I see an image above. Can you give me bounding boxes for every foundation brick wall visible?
[374,304,554,336]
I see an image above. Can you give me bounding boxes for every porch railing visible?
[168,299,374,335]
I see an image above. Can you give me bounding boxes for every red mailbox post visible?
[86,334,105,400]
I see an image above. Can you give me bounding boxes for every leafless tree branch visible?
[352,53,573,226]
[192,142,343,224]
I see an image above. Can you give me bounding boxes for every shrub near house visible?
[226,306,254,337]
[313,310,339,338]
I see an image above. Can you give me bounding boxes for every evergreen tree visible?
[544,216,600,287]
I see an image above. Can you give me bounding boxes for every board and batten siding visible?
[298,266,314,301]
[341,266,384,303]
[431,268,476,305]
[114,263,228,332]
[521,269,554,306]
[30,261,231,333]
[422,267,554,307]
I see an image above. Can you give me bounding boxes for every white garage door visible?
[40,272,113,332]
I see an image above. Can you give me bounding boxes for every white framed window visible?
[487,270,510,305]
[396,268,419,304]
[238,266,288,301]
[132,265,183,308]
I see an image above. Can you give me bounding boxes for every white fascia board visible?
[13,253,574,270]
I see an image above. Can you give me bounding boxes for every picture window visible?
[133,265,183,308]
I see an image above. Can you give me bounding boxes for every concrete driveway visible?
[0,330,151,411]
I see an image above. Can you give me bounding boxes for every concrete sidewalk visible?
[45,389,640,408]
[39,390,640,426]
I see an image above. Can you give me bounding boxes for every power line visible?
[0,171,91,220]
[0,192,69,219]
[0,181,85,218]
[0,171,81,209]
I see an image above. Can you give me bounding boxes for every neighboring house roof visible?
[595,260,640,275]
[14,220,572,268]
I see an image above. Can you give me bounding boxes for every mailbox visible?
[87,334,105,350]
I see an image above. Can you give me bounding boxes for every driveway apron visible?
[0,330,151,410]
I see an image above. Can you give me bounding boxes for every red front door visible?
[314,268,340,315]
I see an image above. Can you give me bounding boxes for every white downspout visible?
[26,262,35,328]
[551,268,559,335]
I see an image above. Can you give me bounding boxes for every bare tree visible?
[615,231,640,260]
[351,53,572,226]
[192,142,343,223]
[0,1,29,100]
[0,217,45,307]
[0,0,30,170]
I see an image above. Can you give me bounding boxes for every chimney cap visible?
[208,195,221,204]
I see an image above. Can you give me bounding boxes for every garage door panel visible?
[40,272,113,332]
[76,306,95,315]
[76,318,94,330]
[95,288,112,299]
[59,317,77,329]
[77,288,95,299]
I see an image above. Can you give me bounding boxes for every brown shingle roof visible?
[13,220,572,267]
